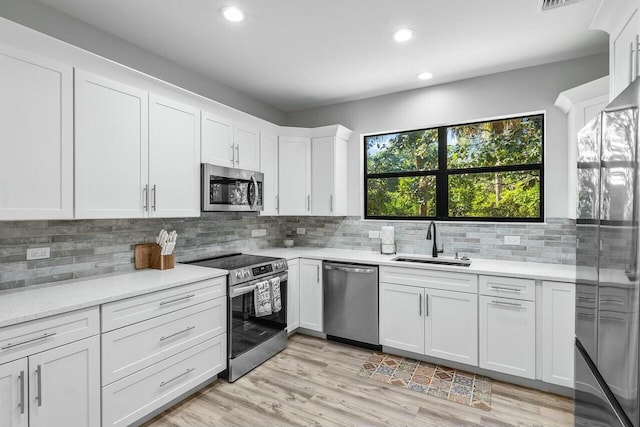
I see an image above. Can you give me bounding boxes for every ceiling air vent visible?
[541,0,580,11]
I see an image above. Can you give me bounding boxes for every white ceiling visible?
[36,0,608,112]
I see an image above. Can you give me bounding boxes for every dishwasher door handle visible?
[323,264,377,274]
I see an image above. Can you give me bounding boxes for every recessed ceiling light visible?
[220,6,244,22]
[417,71,434,80]
[392,28,414,42]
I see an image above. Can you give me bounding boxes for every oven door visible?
[228,272,287,359]
[201,163,264,212]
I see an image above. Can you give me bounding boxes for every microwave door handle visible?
[250,175,258,209]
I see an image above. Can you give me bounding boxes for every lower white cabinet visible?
[541,281,575,387]
[0,336,100,427]
[479,295,536,379]
[379,283,424,353]
[299,258,323,332]
[287,259,300,333]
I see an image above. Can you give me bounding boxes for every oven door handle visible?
[230,273,288,298]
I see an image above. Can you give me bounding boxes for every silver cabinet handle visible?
[419,294,422,316]
[160,368,195,387]
[307,195,311,211]
[491,300,522,308]
[316,265,320,282]
[152,184,157,211]
[18,370,25,414]
[275,195,279,211]
[489,286,521,293]
[143,184,149,211]
[230,144,235,166]
[1,332,57,350]
[236,144,240,166]
[160,326,195,341]
[330,195,333,213]
[323,264,376,274]
[35,365,42,407]
[426,294,429,317]
[636,34,639,80]
[159,294,195,306]
[631,40,635,84]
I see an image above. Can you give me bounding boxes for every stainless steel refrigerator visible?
[575,78,640,427]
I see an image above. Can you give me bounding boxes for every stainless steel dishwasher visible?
[323,261,379,347]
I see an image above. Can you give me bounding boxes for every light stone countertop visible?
[247,247,576,282]
[0,264,227,328]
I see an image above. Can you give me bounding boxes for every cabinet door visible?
[201,112,234,167]
[425,289,478,366]
[260,132,279,216]
[75,70,149,218]
[287,259,300,333]
[479,296,535,379]
[541,281,575,387]
[612,10,639,99]
[0,45,73,220]
[299,259,322,332]
[311,137,335,215]
[235,123,260,171]
[29,336,100,427]
[278,137,311,215]
[149,94,200,218]
[0,358,28,427]
[379,283,425,354]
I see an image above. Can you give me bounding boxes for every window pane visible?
[448,171,540,218]
[367,176,436,217]
[366,129,438,174]
[447,116,543,169]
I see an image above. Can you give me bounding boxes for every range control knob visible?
[242,270,251,278]
[235,271,242,279]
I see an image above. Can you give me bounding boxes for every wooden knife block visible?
[134,243,175,270]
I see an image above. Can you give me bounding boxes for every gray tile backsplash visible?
[0,215,576,290]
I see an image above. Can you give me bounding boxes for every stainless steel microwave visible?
[201,164,264,212]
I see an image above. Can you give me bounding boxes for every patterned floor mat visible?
[358,352,492,411]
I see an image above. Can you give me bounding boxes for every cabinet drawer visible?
[101,277,226,332]
[380,266,478,293]
[479,275,535,301]
[102,296,226,385]
[102,334,226,427]
[0,307,99,365]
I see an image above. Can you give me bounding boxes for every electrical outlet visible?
[251,229,260,237]
[259,229,267,236]
[296,228,306,235]
[504,236,521,245]
[27,247,50,260]
[369,230,380,239]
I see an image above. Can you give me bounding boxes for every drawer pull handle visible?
[160,326,196,341]
[1,332,57,350]
[159,368,195,387]
[159,294,195,306]
[18,370,25,414]
[489,286,521,293]
[491,300,522,308]
[35,365,42,407]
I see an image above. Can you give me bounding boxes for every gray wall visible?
[0,0,286,124]
[285,53,609,218]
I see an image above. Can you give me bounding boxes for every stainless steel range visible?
[187,253,288,382]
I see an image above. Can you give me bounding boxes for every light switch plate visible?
[504,236,521,245]
[259,229,267,236]
[27,247,50,260]
[251,229,260,237]
[369,230,380,239]
[297,228,306,235]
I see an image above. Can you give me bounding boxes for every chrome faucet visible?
[426,221,444,258]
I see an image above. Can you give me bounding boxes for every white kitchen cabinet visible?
[299,258,323,332]
[234,123,260,171]
[612,10,639,100]
[75,70,149,219]
[0,358,28,427]
[311,136,348,216]
[201,112,234,168]
[479,295,536,379]
[260,132,279,216]
[278,137,311,215]
[148,94,200,218]
[287,259,300,333]
[425,288,477,366]
[379,282,425,354]
[0,44,73,220]
[541,281,575,388]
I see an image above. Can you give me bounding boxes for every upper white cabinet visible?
[75,71,199,219]
[75,70,149,219]
[201,113,259,171]
[278,136,312,215]
[260,132,279,216]
[311,136,348,216]
[0,44,73,220]
[148,94,200,218]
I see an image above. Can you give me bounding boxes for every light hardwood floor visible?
[144,334,573,426]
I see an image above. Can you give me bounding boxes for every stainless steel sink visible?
[391,255,471,267]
